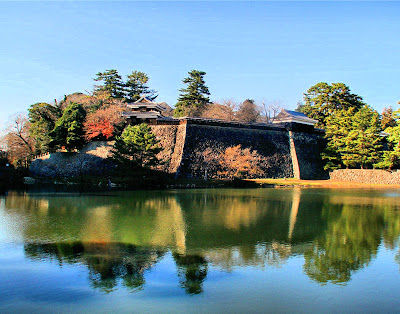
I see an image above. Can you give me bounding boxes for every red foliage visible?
[85,120,114,140]
[84,106,124,141]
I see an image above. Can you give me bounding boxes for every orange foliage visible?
[194,144,266,179]
[2,113,34,167]
[84,106,124,141]
[219,145,263,179]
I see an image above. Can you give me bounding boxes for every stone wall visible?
[330,169,400,185]
[291,131,327,179]
[151,124,187,174]
[150,125,178,172]
[29,120,326,180]
[176,123,294,179]
[30,141,115,177]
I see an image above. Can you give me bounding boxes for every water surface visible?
[1,188,400,312]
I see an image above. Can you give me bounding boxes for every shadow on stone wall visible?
[292,132,328,179]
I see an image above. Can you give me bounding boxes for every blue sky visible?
[0,1,399,129]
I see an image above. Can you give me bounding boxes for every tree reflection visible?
[24,242,165,293]
[173,253,208,295]
[6,188,400,291]
[304,202,384,284]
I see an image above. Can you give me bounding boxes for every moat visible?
[1,187,400,312]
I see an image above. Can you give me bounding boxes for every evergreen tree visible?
[174,70,210,117]
[322,108,355,170]
[375,108,400,169]
[28,102,61,153]
[125,71,157,103]
[343,106,382,168]
[300,82,364,128]
[94,69,125,98]
[323,106,382,170]
[49,103,87,151]
[111,123,161,168]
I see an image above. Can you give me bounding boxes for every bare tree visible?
[3,113,35,167]
[258,100,283,124]
[236,99,260,123]
[201,99,238,121]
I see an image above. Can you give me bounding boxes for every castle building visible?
[273,109,318,132]
[122,96,169,125]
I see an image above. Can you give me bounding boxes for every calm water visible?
[1,187,400,313]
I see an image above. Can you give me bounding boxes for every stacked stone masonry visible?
[330,169,400,185]
[30,119,326,179]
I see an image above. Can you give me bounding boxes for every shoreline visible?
[4,173,400,193]
[249,178,400,188]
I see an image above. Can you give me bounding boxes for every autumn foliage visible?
[219,145,263,179]
[84,106,125,141]
[194,144,265,179]
[2,114,34,167]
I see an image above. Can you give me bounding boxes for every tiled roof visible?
[275,109,318,125]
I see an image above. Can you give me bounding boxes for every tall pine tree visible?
[125,71,157,103]
[174,70,210,117]
[94,69,125,98]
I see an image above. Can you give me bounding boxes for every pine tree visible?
[111,123,161,169]
[94,69,125,98]
[125,71,157,103]
[343,106,382,168]
[300,82,365,128]
[322,106,382,170]
[174,70,210,117]
[322,107,355,170]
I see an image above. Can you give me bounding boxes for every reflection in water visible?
[303,202,383,284]
[206,241,293,270]
[288,188,301,240]
[3,188,400,294]
[25,242,165,293]
[173,253,208,295]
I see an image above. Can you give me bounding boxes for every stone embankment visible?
[330,169,400,185]
[29,120,326,180]
[30,141,114,177]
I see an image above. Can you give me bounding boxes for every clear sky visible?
[0,1,399,129]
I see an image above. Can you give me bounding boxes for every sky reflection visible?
[1,188,400,311]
